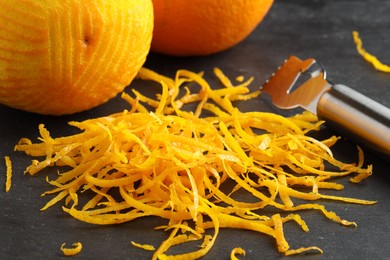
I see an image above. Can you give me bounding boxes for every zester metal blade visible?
[261,56,332,114]
[261,55,390,159]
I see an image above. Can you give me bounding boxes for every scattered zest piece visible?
[285,246,323,256]
[15,67,375,259]
[60,242,82,256]
[131,241,156,251]
[230,247,246,260]
[353,31,390,72]
[4,156,12,192]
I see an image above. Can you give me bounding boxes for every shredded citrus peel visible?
[131,241,156,251]
[230,247,246,260]
[60,242,82,256]
[15,67,375,258]
[353,31,390,72]
[4,156,12,192]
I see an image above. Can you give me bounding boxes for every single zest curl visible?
[353,31,390,72]
[60,242,82,256]
[4,156,12,192]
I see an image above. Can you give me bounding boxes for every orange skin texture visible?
[151,0,274,56]
[0,0,153,115]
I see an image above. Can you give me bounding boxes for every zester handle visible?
[317,84,390,158]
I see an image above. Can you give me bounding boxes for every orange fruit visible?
[151,0,274,56]
[0,0,153,115]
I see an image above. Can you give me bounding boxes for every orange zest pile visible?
[353,31,390,72]
[15,67,375,258]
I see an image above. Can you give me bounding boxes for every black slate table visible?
[1,0,389,259]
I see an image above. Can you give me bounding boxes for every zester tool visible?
[262,56,390,158]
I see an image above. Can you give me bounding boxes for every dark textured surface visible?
[1,1,390,259]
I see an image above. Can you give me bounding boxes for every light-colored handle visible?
[317,84,390,159]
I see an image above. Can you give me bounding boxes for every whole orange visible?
[151,0,274,56]
[0,0,153,115]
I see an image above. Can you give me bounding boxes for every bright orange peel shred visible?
[4,156,12,192]
[353,31,390,72]
[60,242,82,256]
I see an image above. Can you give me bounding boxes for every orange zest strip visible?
[4,156,12,192]
[60,242,82,256]
[131,241,156,251]
[230,247,246,260]
[353,31,390,72]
